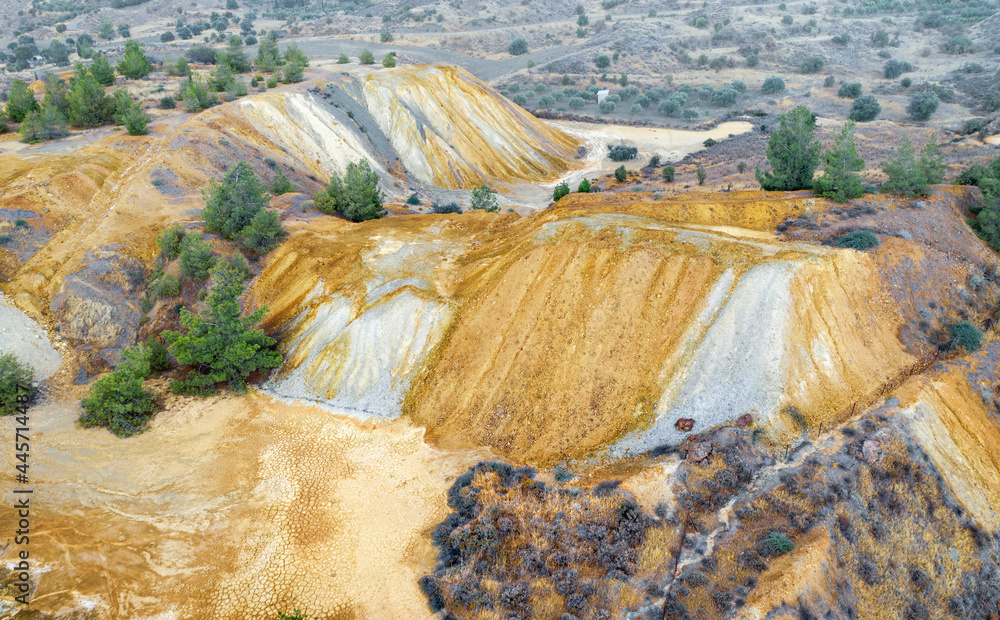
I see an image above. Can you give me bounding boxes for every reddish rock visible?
[675,418,695,432]
[736,414,753,428]
[688,442,713,462]
[862,439,882,463]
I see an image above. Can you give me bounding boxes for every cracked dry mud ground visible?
[0,387,487,619]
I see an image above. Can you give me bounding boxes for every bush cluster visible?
[314,160,386,222]
[419,462,653,618]
[79,345,156,437]
[203,161,287,253]
[760,76,785,94]
[0,353,34,416]
[162,261,281,394]
[833,229,879,250]
[957,156,1000,249]
[608,144,638,161]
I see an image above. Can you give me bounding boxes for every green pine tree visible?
[98,17,115,40]
[179,233,216,281]
[156,223,187,259]
[210,61,237,92]
[203,162,272,239]
[6,79,39,123]
[116,40,153,80]
[282,43,309,67]
[43,73,71,117]
[255,33,281,72]
[239,208,287,254]
[67,63,115,128]
[124,106,150,136]
[553,181,570,201]
[812,121,865,202]
[282,60,304,83]
[314,160,387,222]
[163,262,282,393]
[221,36,251,73]
[881,137,944,197]
[470,184,500,212]
[19,103,69,143]
[578,177,592,192]
[755,105,822,191]
[112,88,136,124]
[272,170,294,194]
[90,53,116,86]
[79,344,156,437]
[47,40,71,66]
[0,352,34,416]
[918,139,946,186]
[75,33,94,59]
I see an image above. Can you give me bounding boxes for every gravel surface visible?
[0,292,62,381]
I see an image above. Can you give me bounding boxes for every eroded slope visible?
[256,190,995,465]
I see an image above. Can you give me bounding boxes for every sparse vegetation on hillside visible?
[3,4,1000,616]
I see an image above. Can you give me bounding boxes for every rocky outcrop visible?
[49,247,145,370]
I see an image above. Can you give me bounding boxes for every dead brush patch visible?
[421,461,661,619]
[832,437,983,620]
[666,416,997,619]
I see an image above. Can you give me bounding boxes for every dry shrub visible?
[422,461,659,619]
